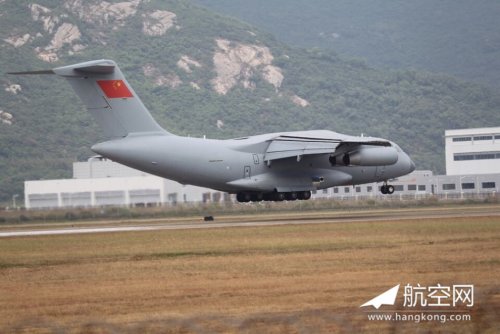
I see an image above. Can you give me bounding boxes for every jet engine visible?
[330,146,399,166]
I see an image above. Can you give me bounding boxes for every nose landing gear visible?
[380,182,395,195]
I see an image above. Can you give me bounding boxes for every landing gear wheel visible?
[236,192,251,203]
[263,193,274,201]
[285,192,298,201]
[298,191,311,200]
[380,184,395,195]
[273,192,286,201]
[250,193,264,202]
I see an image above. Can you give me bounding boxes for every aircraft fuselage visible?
[92,131,415,196]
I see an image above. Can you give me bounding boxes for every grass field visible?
[0,210,499,333]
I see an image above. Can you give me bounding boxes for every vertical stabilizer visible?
[49,59,167,138]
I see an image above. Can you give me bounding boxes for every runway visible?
[1,205,499,238]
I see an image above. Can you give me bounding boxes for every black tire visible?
[387,185,395,194]
[380,185,387,195]
[236,192,250,202]
[285,192,298,201]
[273,192,286,201]
[250,193,264,202]
[298,191,311,200]
[263,193,274,201]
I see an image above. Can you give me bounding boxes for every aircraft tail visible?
[9,59,168,138]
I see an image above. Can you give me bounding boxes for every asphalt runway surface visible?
[1,205,499,238]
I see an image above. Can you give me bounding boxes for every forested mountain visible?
[1,0,500,202]
[195,0,500,90]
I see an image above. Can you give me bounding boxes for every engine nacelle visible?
[341,146,399,166]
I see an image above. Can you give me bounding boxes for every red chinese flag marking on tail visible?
[97,80,133,98]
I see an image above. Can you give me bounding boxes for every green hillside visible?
[1,0,500,202]
[195,0,500,90]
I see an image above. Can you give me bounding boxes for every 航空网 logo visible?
[361,284,400,309]
[360,283,474,323]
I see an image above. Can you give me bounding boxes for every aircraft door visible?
[244,166,251,179]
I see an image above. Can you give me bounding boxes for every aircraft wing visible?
[263,133,391,162]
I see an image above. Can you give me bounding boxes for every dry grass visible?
[0,213,499,333]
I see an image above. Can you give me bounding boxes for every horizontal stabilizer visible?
[74,64,115,74]
[7,70,55,75]
[53,60,116,77]
[7,62,115,76]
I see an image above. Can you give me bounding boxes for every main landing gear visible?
[380,182,395,195]
[236,191,312,203]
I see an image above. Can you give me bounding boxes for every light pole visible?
[12,194,19,209]
[459,175,470,200]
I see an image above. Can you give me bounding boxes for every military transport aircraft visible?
[10,59,415,202]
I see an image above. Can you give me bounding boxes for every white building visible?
[445,127,500,175]
[25,158,230,209]
[312,170,499,199]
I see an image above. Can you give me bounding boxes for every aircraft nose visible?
[409,158,416,173]
[404,152,416,174]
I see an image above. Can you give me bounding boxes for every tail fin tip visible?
[54,59,116,76]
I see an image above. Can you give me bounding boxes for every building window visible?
[212,192,221,202]
[418,185,426,191]
[461,183,475,190]
[473,135,493,141]
[394,185,404,191]
[482,182,496,189]
[454,154,474,161]
[367,186,373,192]
[355,186,361,193]
[333,187,339,194]
[322,189,328,194]
[454,151,500,161]
[344,187,350,193]
[452,137,472,142]
[407,184,417,191]
[442,183,456,190]
[495,135,500,140]
[475,153,495,160]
